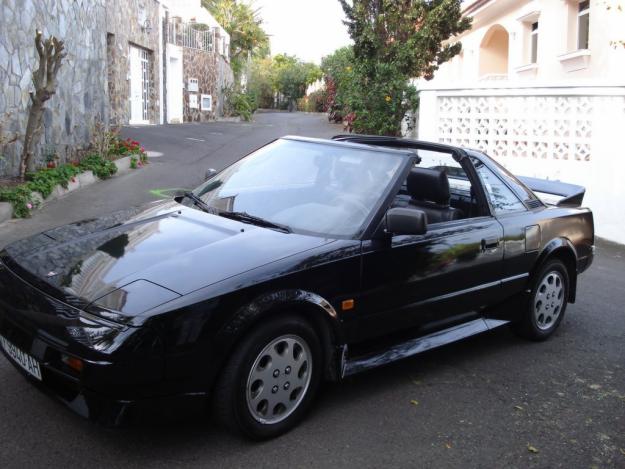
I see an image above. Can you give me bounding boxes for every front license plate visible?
[0,334,42,381]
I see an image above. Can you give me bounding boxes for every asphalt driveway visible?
[0,112,623,468]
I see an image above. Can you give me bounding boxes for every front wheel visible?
[213,316,322,440]
[514,259,570,341]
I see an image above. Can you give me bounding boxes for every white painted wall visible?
[413,1,625,244]
[166,44,184,123]
[416,84,625,244]
[431,0,625,86]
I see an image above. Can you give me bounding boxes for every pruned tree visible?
[19,30,67,180]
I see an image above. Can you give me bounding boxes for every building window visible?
[517,11,539,68]
[530,22,539,63]
[577,0,590,49]
[201,94,212,111]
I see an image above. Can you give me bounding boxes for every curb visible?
[0,155,140,224]
[114,155,132,173]
[0,202,11,224]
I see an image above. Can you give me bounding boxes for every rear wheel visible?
[213,315,322,440]
[514,259,569,341]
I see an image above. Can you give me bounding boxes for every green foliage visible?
[1,163,81,217]
[202,0,270,79]
[79,154,118,179]
[223,85,255,121]
[343,61,420,136]
[246,55,322,109]
[246,57,276,108]
[1,130,148,218]
[0,184,37,218]
[321,46,356,111]
[335,0,471,135]
[273,54,322,102]
[340,0,471,79]
[298,89,327,113]
[26,164,81,198]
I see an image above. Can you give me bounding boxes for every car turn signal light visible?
[61,354,84,373]
[341,299,355,311]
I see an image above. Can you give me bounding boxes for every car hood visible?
[2,200,334,314]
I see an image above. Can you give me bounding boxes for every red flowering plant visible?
[109,137,148,165]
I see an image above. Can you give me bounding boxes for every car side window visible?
[390,150,484,220]
[472,159,526,214]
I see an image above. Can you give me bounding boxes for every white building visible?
[160,0,232,123]
[415,0,625,244]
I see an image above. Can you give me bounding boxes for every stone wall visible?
[182,47,234,122]
[106,0,161,126]
[216,55,234,117]
[0,0,108,177]
[183,47,218,122]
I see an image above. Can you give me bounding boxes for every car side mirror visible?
[205,168,217,181]
[385,207,427,236]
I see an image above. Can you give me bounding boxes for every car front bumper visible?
[0,260,199,425]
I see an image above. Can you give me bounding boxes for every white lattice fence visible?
[436,95,596,162]
[416,87,625,243]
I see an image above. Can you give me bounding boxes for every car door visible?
[348,150,506,343]
[354,216,504,342]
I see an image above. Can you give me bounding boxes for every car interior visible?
[390,150,481,223]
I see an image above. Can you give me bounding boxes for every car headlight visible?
[67,310,129,353]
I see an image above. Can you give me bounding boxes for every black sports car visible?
[0,135,594,439]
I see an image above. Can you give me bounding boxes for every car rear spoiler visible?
[518,176,586,207]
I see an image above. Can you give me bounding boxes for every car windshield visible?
[191,139,405,237]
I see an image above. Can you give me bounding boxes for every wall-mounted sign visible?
[188,78,199,92]
[189,93,198,109]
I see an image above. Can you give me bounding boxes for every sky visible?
[253,0,353,64]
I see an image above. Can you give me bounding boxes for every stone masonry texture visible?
[0,0,108,177]
[0,0,233,178]
[106,0,161,127]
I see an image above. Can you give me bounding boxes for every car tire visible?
[213,315,323,440]
[514,259,570,341]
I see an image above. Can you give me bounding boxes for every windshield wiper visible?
[181,192,218,214]
[219,211,292,233]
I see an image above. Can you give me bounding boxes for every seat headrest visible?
[407,167,451,206]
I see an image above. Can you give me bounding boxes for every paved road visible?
[0,112,624,468]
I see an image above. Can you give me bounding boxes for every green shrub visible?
[0,184,37,218]
[298,89,327,112]
[25,164,81,198]
[79,154,118,179]
[223,86,255,121]
[0,154,125,218]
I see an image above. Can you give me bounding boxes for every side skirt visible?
[341,318,509,377]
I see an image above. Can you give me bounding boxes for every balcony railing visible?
[167,22,215,53]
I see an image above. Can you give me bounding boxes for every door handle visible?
[481,238,500,251]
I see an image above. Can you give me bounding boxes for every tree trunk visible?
[18,30,66,180]
[19,100,44,179]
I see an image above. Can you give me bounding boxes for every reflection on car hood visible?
[3,200,334,306]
